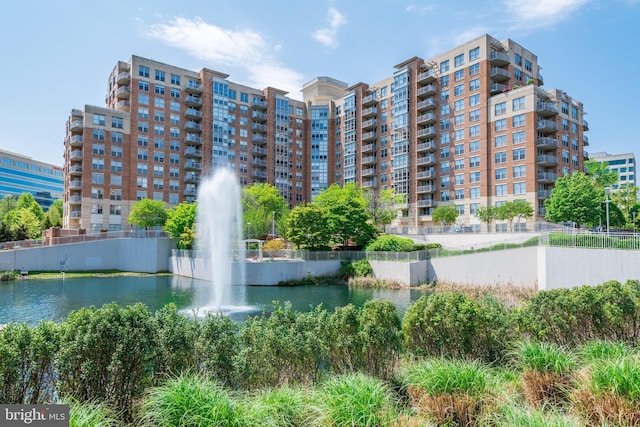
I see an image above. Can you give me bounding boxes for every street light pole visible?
[271,211,276,236]
[605,188,610,237]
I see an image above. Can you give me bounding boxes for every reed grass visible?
[577,340,633,363]
[239,385,316,427]
[68,400,119,427]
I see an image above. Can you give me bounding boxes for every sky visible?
[0,0,638,167]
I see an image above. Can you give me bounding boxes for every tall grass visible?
[68,400,119,427]
[315,373,397,427]
[238,385,316,427]
[138,374,239,427]
[487,398,583,426]
[578,340,633,364]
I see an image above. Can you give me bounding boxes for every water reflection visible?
[0,276,429,325]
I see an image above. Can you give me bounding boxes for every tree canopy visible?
[164,202,197,249]
[431,205,458,226]
[497,200,534,231]
[128,199,168,230]
[545,172,602,228]
[363,188,403,231]
[285,204,332,250]
[242,183,289,239]
[475,205,498,231]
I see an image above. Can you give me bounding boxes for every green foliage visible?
[153,304,200,377]
[139,374,239,427]
[0,195,17,221]
[163,202,196,249]
[324,304,364,374]
[363,187,403,231]
[128,198,168,230]
[365,234,416,252]
[357,300,402,379]
[497,200,534,231]
[45,200,63,228]
[513,341,575,376]
[5,208,42,239]
[489,399,583,426]
[242,183,289,239]
[402,292,513,363]
[431,205,458,225]
[285,204,332,250]
[578,340,633,363]
[402,358,488,397]
[476,205,498,230]
[317,373,397,427]
[545,171,603,227]
[196,314,240,388]
[352,259,373,277]
[239,385,316,427]
[588,356,640,400]
[585,159,619,189]
[67,399,119,427]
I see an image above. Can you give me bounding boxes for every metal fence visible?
[171,249,428,262]
[540,232,640,250]
[0,230,169,251]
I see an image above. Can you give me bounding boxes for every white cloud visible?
[504,0,591,30]
[312,7,347,48]
[452,27,490,46]
[143,17,305,99]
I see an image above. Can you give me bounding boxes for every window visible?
[455,189,465,200]
[441,191,451,201]
[170,88,180,99]
[440,146,450,159]
[110,189,122,201]
[512,96,525,111]
[454,99,465,111]
[525,59,532,71]
[572,138,579,151]
[469,78,480,91]
[496,184,507,196]
[454,53,464,67]
[137,150,148,160]
[469,125,480,137]
[155,84,165,95]
[454,84,465,96]
[562,118,569,130]
[138,136,148,147]
[441,89,449,101]
[91,172,104,184]
[514,182,526,195]
[92,158,105,170]
[154,98,165,108]
[469,109,480,122]
[454,144,464,155]
[514,69,522,81]
[440,75,449,87]
[495,151,507,164]
[495,119,507,132]
[495,102,506,116]
[154,138,164,149]
[470,203,480,214]
[455,158,465,170]
[513,148,526,161]
[470,187,480,199]
[170,101,180,112]
[91,188,103,199]
[169,180,179,191]
[441,161,451,173]
[455,173,465,185]
[469,94,480,107]
[92,129,105,140]
[470,156,480,168]
[139,65,149,78]
[571,105,578,119]
[110,175,122,186]
[109,205,122,215]
[111,145,123,157]
[170,140,179,151]
[138,93,149,105]
[136,191,147,201]
[469,47,480,61]
[155,70,165,81]
[454,129,465,141]
[91,203,103,214]
[513,165,526,178]
[562,134,569,147]
[154,125,164,136]
[571,122,577,134]
[440,176,450,187]
[572,154,579,166]
[469,63,480,76]
[139,81,149,91]
[440,118,450,130]
[153,152,164,163]
[110,161,122,172]
[169,167,179,178]
[469,140,480,152]
[562,101,569,114]
[170,74,180,85]
[440,60,449,73]
[512,131,526,144]
[469,171,480,183]
[454,69,464,82]
[154,111,165,122]
[441,133,450,144]
[93,114,105,126]
[441,104,450,116]
[512,114,525,127]
[170,154,180,164]
[92,143,105,154]
[138,122,149,133]
[153,179,164,190]
[495,168,507,180]
[495,135,506,147]
[137,163,148,174]
[137,177,148,188]
[454,114,464,126]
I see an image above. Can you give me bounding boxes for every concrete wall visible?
[369,260,428,285]
[0,238,173,273]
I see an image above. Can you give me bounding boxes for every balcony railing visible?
[490,51,510,64]
[417,69,437,82]
[537,120,559,131]
[536,137,558,148]
[416,84,436,96]
[185,95,203,106]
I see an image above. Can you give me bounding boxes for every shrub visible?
[139,374,239,427]
[352,259,373,277]
[263,239,287,251]
[325,304,364,375]
[316,373,397,427]
[365,235,416,252]
[358,300,402,379]
[154,304,199,378]
[196,313,240,388]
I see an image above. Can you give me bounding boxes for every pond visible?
[0,275,429,325]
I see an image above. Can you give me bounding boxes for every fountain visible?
[195,168,246,313]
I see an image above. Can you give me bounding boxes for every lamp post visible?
[247,222,251,239]
[604,188,611,237]
[271,211,276,236]
[633,211,637,235]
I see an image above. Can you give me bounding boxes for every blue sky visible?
[1,0,638,166]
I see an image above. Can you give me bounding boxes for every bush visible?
[196,313,240,388]
[358,300,402,379]
[338,259,372,279]
[263,239,287,251]
[365,235,416,252]
[154,304,199,378]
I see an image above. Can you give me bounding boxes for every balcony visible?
[185,81,203,93]
[68,195,82,204]
[184,160,202,171]
[362,94,377,106]
[417,140,436,152]
[537,190,552,199]
[183,173,200,184]
[115,86,130,99]
[417,112,435,125]
[69,135,83,147]
[184,148,202,158]
[252,169,267,178]
[69,150,83,160]
[69,180,82,189]
[70,120,83,132]
[489,50,510,65]
[537,120,559,132]
[184,121,202,132]
[584,151,589,160]
[116,100,130,111]
[184,188,197,197]
[362,143,376,153]
[583,135,589,146]
[417,99,436,111]
[252,123,268,132]
[252,134,267,144]
[70,211,82,219]
[362,167,376,177]
[583,119,589,130]
[417,170,434,179]
[252,146,268,155]
[536,102,558,116]
[116,72,130,85]
[416,156,435,166]
[490,83,509,94]
[362,131,377,141]
[417,84,436,97]
[69,165,83,175]
[417,69,437,83]
[417,185,435,194]
[362,155,376,165]
[417,199,435,207]
[253,99,268,110]
[252,110,268,121]
[184,134,202,145]
[537,172,557,183]
[417,128,436,138]
[362,107,377,117]
[185,95,203,106]
[362,179,376,188]
[537,73,544,85]
[252,158,267,167]
[185,108,203,120]
[490,67,510,81]
[362,119,377,129]
[536,137,558,149]
[537,207,546,217]
[537,154,558,166]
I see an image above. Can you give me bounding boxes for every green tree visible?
[611,184,638,226]
[44,200,63,228]
[16,193,44,223]
[545,172,601,228]
[0,196,17,221]
[476,205,498,232]
[497,200,533,231]
[432,205,458,226]
[164,202,197,249]
[242,183,289,239]
[586,159,619,189]
[363,187,403,231]
[285,204,332,250]
[128,199,168,230]
[8,209,42,239]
